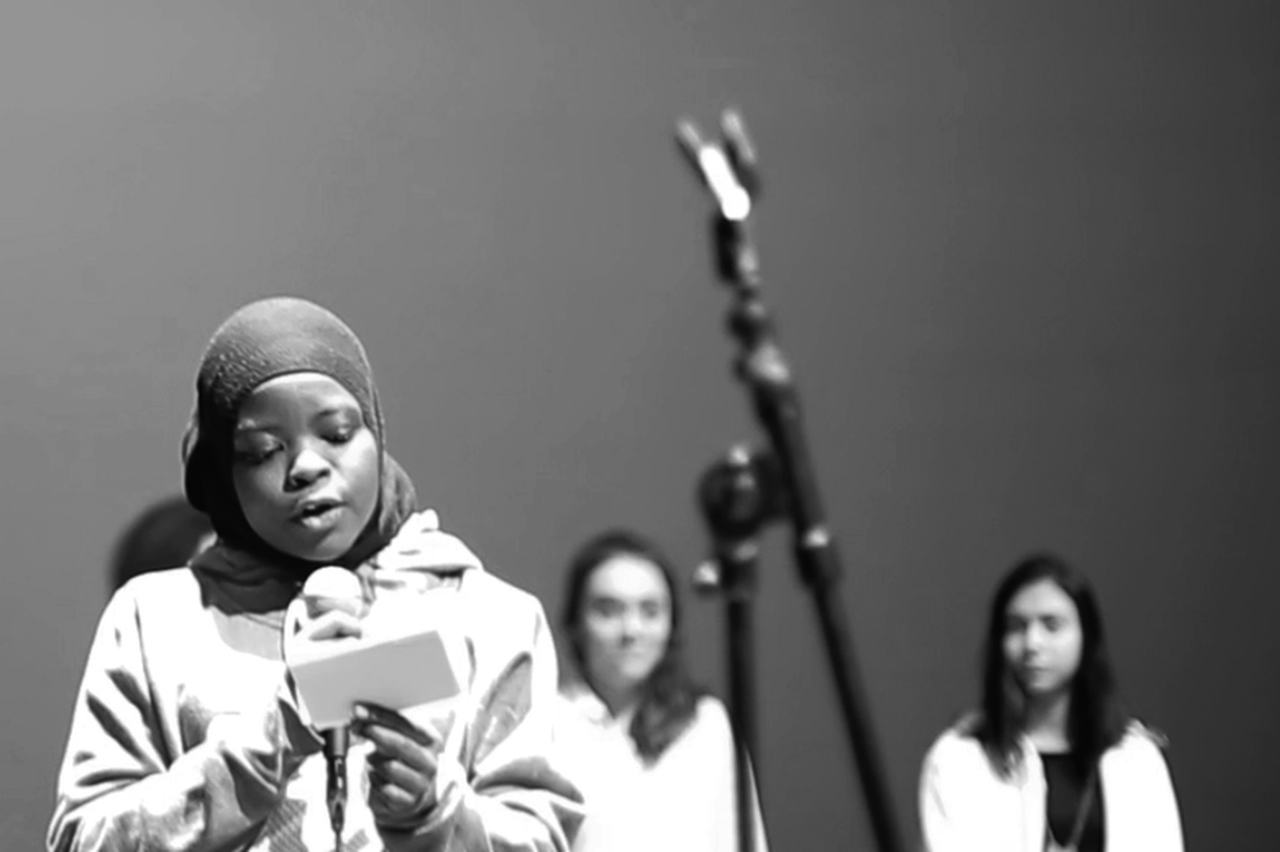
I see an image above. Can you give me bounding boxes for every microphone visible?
[300,566,367,851]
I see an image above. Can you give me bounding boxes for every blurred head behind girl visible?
[560,529,705,762]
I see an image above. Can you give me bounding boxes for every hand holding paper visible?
[354,702,445,826]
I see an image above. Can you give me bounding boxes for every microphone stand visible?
[693,445,780,852]
[677,110,906,852]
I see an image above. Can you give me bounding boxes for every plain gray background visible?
[2,1,1276,848]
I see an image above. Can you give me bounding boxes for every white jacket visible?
[919,716,1183,852]
[554,686,768,852]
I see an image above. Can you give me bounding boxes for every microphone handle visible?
[325,726,349,850]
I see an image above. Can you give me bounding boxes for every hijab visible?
[182,296,417,574]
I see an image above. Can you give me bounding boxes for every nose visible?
[619,610,644,640]
[1024,622,1047,653]
[285,443,331,491]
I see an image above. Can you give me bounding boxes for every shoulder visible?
[1108,718,1173,766]
[557,680,607,721]
[87,568,204,653]
[462,570,546,619]
[928,711,984,752]
[692,695,732,731]
[456,571,554,655]
[125,565,199,593]
[1099,719,1179,805]
[111,567,201,615]
[658,695,738,762]
[1123,717,1171,750]
[922,712,989,771]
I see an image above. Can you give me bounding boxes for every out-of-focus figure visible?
[106,493,215,595]
[918,552,1184,852]
[555,529,768,852]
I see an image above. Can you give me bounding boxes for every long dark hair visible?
[560,529,706,763]
[974,552,1127,777]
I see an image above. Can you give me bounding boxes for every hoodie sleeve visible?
[46,584,323,852]
[374,589,585,852]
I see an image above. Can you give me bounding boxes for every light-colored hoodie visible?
[48,510,583,852]
[919,713,1184,852]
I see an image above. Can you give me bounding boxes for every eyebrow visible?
[233,421,275,436]
[588,593,667,606]
[234,405,361,435]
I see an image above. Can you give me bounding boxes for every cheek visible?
[232,466,279,518]
[579,626,616,679]
[581,617,618,651]
[580,621,629,676]
[648,617,673,648]
[343,439,382,515]
[1062,630,1085,668]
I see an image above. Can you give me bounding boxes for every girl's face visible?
[579,554,673,701]
[1002,578,1084,699]
[231,372,380,563]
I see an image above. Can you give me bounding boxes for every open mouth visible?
[292,499,344,527]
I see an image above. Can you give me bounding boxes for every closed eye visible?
[235,445,280,466]
[640,601,665,619]
[324,428,355,445]
[589,599,624,618]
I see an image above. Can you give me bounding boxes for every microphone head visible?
[302,566,365,619]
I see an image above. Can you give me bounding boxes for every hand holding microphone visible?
[299,565,368,639]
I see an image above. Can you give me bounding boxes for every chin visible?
[283,534,359,564]
[1021,677,1069,697]
[620,662,659,683]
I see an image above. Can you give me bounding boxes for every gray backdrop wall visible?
[2,1,1276,848]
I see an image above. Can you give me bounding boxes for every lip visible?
[290,495,345,522]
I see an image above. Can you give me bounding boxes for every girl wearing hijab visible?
[553,530,768,852]
[48,296,583,852]
[918,553,1183,852]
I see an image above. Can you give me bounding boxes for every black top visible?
[1041,752,1105,852]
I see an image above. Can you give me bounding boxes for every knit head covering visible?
[182,296,417,571]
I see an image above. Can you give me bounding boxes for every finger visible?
[305,592,366,620]
[367,754,436,796]
[369,779,429,815]
[360,723,438,774]
[299,610,363,642]
[353,703,438,748]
